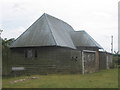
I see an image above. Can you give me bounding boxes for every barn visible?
[3,13,112,76]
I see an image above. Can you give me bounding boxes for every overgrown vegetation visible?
[2,38,15,75]
[2,38,15,59]
[113,51,120,68]
[2,68,118,88]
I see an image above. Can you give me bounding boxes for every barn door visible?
[82,50,96,74]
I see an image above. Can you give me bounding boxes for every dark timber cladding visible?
[5,13,110,76]
[7,47,81,75]
[99,51,113,70]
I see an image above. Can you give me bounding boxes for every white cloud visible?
[1,27,25,39]
[0,0,119,52]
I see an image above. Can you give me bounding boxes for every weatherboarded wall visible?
[3,46,82,75]
[99,52,113,70]
[3,46,105,76]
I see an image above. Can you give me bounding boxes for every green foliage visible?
[2,69,118,88]
[2,38,15,61]
[113,54,120,65]
[2,38,15,55]
[2,38,15,48]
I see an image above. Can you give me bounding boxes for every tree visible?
[2,38,15,49]
[113,51,120,66]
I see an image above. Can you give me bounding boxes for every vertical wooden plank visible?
[106,55,109,69]
[95,50,99,71]
[82,51,84,74]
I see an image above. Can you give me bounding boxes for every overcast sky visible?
[0,0,119,52]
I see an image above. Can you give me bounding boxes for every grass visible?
[2,68,118,88]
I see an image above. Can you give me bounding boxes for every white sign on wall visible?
[12,67,25,71]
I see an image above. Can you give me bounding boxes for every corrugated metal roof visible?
[70,30,102,49]
[10,13,76,49]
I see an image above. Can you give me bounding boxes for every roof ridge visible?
[10,14,45,47]
[44,13,74,31]
[44,13,58,45]
[10,13,76,49]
